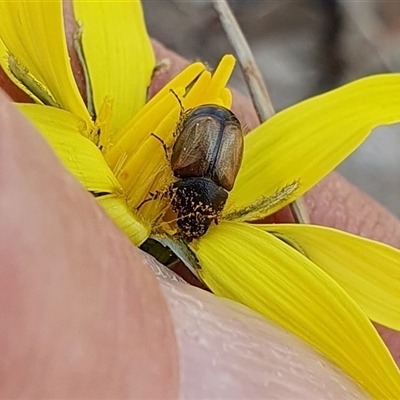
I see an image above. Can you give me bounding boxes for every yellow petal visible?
[0,0,90,122]
[261,223,400,331]
[225,74,400,221]
[108,55,233,166]
[183,54,235,107]
[96,195,150,246]
[18,104,121,193]
[105,62,206,168]
[0,39,54,106]
[73,0,154,132]
[193,221,400,398]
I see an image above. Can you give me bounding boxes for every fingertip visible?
[0,91,179,398]
[157,275,368,399]
[62,0,87,101]
[0,67,31,102]
[306,172,400,249]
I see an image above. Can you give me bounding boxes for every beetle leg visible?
[136,197,152,211]
[136,190,165,211]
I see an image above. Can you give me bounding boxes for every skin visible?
[0,12,399,399]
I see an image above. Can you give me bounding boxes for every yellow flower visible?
[0,0,233,245]
[1,0,400,397]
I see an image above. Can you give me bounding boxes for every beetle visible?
[169,104,244,241]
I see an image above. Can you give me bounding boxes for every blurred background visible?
[143,0,400,217]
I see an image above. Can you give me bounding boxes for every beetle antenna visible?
[169,89,187,137]
[169,89,185,114]
[150,132,169,158]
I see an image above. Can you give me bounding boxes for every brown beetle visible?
[170,104,244,241]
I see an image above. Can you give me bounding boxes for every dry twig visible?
[212,0,310,224]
